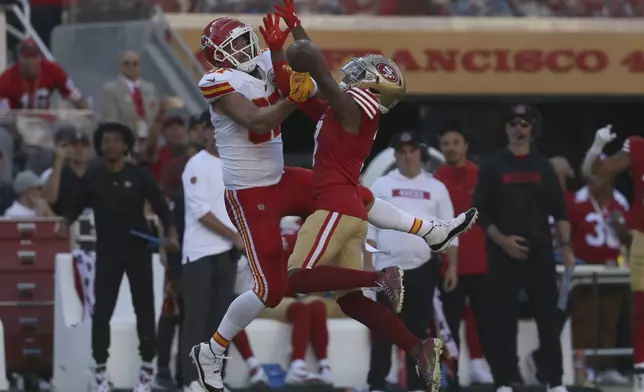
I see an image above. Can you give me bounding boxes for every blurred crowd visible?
[159,0,644,17]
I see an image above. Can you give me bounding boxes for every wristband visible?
[309,78,318,97]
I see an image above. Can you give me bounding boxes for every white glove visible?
[593,124,616,149]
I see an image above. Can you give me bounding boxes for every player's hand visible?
[501,235,530,260]
[258,13,290,52]
[282,65,317,103]
[593,124,616,148]
[274,0,301,28]
[561,246,576,270]
[443,265,458,292]
[54,143,70,164]
[232,233,245,252]
[164,235,180,252]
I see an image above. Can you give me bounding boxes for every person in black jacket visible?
[472,105,576,392]
[59,122,179,392]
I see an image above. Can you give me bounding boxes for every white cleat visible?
[319,365,333,385]
[91,365,113,392]
[424,208,478,252]
[634,370,644,392]
[190,342,227,392]
[285,361,324,385]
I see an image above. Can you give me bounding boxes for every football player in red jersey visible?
[581,125,644,392]
[266,5,476,391]
[0,38,87,110]
[191,13,477,392]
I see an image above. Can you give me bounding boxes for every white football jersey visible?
[198,50,283,190]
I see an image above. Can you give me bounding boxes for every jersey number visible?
[249,94,281,144]
[20,90,50,109]
[585,212,621,249]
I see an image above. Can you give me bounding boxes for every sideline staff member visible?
[435,122,493,387]
[366,131,458,392]
[60,122,179,392]
[473,105,575,392]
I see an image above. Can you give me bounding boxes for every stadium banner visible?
[168,15,644,96]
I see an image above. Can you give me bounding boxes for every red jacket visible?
[434,161,487,275]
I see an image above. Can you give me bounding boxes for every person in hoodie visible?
[434,121,494,389]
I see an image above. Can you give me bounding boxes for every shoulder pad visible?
[199,69,237,101]
[346,87,380,120]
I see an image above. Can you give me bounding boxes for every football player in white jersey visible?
[191,13,476,392]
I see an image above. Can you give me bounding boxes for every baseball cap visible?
[505,104,538,124]
[13,170,44,194]
[438,120,469,141]
[70,132,90,144]
[19,38,40,56]
[390,131,422,150]
[163,115,185,128]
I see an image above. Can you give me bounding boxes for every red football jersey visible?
[311,87,381,220]
[624,136,644,233]
[0,59,80,110]
[569,188,629,263]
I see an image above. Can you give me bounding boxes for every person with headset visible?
[472,105,575,392]
[365,131,459,392]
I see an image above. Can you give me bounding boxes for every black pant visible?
[368,260,437,391]
[180,251,237,384]
[441,273,492,389]
[488,249,563,388]
[92,248,157,364]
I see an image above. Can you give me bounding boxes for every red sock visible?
[232,329,254,360]
[287,301,311,361]
[464,306,483,359]
[633,292,644,363]
[288,266,379,293]
[309,300,329,360]
[336,291,420,352]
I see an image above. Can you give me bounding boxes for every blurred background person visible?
[434,121,494,388]
[147,115,188,180]
[0,150,16,214]
[179,118,243,391]
[3,170,52,218]
[60,122,178,392]
[473,104,573,392]
[40,129,92,216]
[99,51,161,140]
[0,38,86,111]
[567,170,630,385]
[366,131,458,392]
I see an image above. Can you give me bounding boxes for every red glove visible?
[274,0,301,29]
[258,13,291,52]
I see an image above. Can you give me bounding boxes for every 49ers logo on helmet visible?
[376,63,398,83]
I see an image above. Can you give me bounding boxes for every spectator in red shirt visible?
[147,115,188,180]
[434,121,494,388]
[0,38,87,111]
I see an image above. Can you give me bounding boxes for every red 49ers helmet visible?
[201,17,261,73]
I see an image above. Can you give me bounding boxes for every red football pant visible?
[224,167,375,308]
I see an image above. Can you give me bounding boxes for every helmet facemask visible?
[204,25,261,73]
[335,57,391,114]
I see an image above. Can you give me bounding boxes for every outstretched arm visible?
[287,40,362,133]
